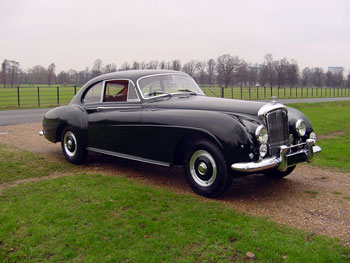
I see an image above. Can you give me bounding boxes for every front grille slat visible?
[266,109,289,156]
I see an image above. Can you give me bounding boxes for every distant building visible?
[328,67,343,74]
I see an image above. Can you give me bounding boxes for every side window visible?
[82,82,103,104]
[104,80,128,102]
[104,80,140,102]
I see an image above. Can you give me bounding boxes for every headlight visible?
[296,119,306,136]
[255,125,268,144]
[309,132,316,142]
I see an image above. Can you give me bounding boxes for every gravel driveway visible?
[1,122,349,246]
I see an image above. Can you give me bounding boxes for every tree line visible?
[1,54,349,88]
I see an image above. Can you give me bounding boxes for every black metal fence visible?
[0,85,349,108]
[0,86,79,108]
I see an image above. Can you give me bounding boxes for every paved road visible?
[1,97,350,125]
[0,108,49,126]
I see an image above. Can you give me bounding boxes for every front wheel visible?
[61,126,87,164]
[264,165,296,178]
[183,139,231,198]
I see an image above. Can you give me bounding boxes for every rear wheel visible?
[264,166,296,178]
[61,126,87,164]
[183,139,231,198]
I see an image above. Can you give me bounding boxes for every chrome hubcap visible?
[198,162,208,175]
[189,150,217,187]
[63,131,77,157]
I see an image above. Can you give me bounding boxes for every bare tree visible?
[264,53,276,88]
[120,62,131,71]
[248,64,259,86]
[1,59,9,88]
[287,59,299,87]
[171,59,182,71]
[207,59,216,85]
[47,63,56,87]
[301,67,312,86]
[196,61,207,84]
[132,61,140,70]
[216,54,240,88]
[27,65,47,84]
[159,61,167,69]
[91,59,104,77]
[182,60,199,77]
[236,60,249,86]
[104,63,117,73]
[311,68,324,87]
[346,73,350,88]
[146,60,159,69]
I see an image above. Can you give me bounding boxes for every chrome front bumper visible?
[231,139,321,173]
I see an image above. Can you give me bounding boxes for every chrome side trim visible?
[258,103,287,119]
[96,105,142,110]
[86,147,170,167]
[231,140,321,173]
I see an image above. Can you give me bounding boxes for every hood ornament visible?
[271,96,278,105]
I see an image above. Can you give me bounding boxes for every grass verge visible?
[288,101,350,172]
[0,144,69,184]
[0,145,350,262]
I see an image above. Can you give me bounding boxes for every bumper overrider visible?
[231,139,321,172]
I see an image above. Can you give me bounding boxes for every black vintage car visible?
[41,70,321,197]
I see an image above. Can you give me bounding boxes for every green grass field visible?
[0,85,349,109]
[0,145,349,262]
[0,85,80,109]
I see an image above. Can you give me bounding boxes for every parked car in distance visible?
[40,70,321,197]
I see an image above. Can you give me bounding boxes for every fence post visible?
[290,87,292,98]
[249,86,251,100]
[264,86,266,99]
[240,85,242,99]
[221,86,224,98]
[270,86,272,97]
[256,86,258,99]
[17,87,20,107]
[284,87,286,98]
[74,86,77,95]
[277,87,279,98]
[301,87,303,98]
[37,86,40,107]
[231,86,233,99]
[316,87,318,97]
[296,87,297,98]
[57,86,60,105]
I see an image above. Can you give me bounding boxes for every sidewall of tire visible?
[61,126,86,164]
[184,139,230,198]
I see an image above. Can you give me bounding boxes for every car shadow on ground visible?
[79,151,300,202]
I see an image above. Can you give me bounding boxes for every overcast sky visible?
[1,0,349,72]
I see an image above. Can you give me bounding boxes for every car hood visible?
[147,95,268,117]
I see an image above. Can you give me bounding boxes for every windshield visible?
[138,74,205,99]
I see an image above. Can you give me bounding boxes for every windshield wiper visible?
[176,89,197,95]
[144,90,172,98]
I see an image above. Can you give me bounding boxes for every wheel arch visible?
[172,130,223,165]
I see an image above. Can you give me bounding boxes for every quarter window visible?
[82,82,103,104]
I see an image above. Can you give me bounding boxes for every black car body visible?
[41,70,321,197]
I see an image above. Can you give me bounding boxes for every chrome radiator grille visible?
[266,109,289,156]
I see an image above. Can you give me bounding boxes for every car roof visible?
[85,69,186,85]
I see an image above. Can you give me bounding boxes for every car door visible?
[83,79,142,156]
